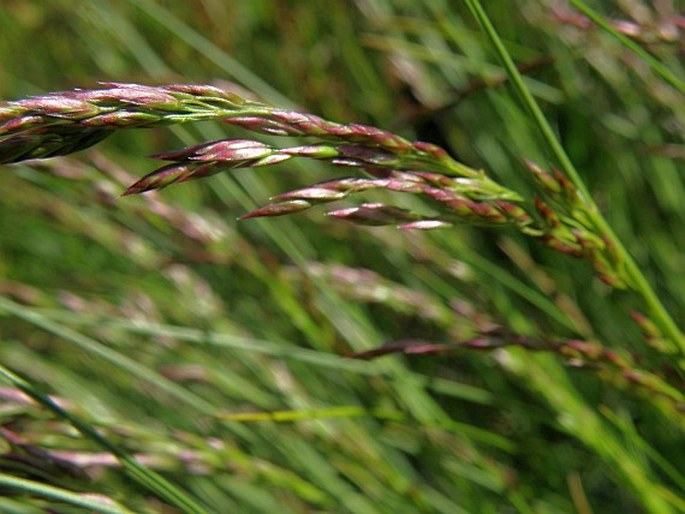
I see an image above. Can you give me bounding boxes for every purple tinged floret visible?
[123,163,198,195]
[80,112,161,127]
[79,83,178,105]
[399,220,452,230]
[239,200,312,219]
[187,140,273,162]
[13,96,97,117]
[327,203,419,226]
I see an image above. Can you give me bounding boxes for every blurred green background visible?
[1,1,684,513]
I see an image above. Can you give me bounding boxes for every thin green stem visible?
[568,0,685,95]
[464,0,685,355]
[0,473,134,514]
[0,364,210,514]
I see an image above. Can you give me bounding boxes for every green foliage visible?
[1,1,684,513]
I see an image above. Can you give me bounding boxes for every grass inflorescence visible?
[1,81,639,292]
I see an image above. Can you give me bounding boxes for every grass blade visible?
[0,296,217,416]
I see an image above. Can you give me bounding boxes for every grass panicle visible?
[1,82,641,291]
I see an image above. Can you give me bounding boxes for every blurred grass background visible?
[1,1,684,512]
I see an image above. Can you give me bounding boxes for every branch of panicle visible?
[348,332,685,413]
